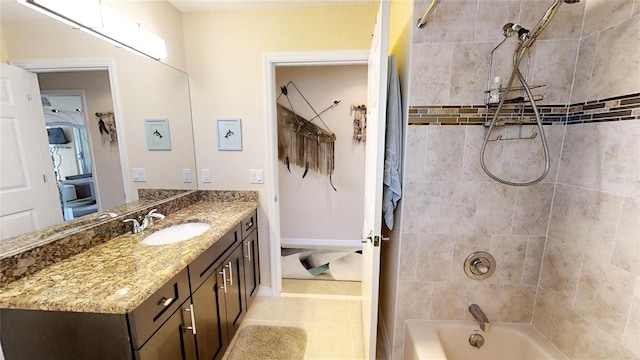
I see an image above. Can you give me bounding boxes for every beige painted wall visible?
[276,65,367,242]
[183,4,378,290]
[38,71,126,210]
[1,15,196,202]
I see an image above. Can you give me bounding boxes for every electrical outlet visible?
[183,169,192,183]
[133,168,146,182]
[202,169,211,183]
[249,169,263,184]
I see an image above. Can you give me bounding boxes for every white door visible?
[362,2,389,359]
[0,64,62,240]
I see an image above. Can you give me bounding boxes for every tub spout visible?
[469,304,490,332]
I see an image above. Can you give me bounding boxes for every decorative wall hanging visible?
[144,118,172,150]
[277,81,339,190]
[217,118,243,151]
[95,112,117,147]
[351,104,367,143]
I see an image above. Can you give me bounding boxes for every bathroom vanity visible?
[0,194,259,360]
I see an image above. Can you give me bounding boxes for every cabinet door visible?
[192,275,225,360]
[218,244,245,340]
[134,300,197,360]
[242,229,260,310]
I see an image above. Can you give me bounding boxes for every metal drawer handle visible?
[219,269,227,293]
[246,220,253,229]
[244,242,251,262]
[158,297,174,307]
[225,262,233,286]
[182,304,197,334]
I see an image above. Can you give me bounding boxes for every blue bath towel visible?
[383,54,403,230]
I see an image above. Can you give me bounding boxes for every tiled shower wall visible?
[391,0,640,359]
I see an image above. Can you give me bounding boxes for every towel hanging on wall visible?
[95,112,117,147]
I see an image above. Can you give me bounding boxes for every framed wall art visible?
[144,118,172,151]
[217,118,242,151]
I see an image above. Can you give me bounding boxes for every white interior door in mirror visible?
[0,64,62,240]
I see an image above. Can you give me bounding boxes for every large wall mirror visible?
[0,1,197,255]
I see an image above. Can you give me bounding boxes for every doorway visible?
[275,64,368,297]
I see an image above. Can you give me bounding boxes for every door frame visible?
[262,50,369,295]
[11,57,132,203]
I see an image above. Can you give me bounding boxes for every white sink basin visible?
[142,222,211,246]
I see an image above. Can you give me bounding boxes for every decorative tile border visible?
[409,93,640,125]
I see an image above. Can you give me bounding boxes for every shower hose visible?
[479,47,551,186]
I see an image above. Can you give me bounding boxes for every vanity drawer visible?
[128,268,190,349]
[188,224,240,291]
[240,210,257,240]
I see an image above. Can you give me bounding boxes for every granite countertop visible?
[0,200,257,314]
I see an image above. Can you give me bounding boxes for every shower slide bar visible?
[416,0,440,28]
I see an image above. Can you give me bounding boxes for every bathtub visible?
[404,320,568,360]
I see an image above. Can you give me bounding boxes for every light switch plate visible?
[133,168,146,182]
[202,169,211,183]
[183,169,192,183]
[249,169,263,184]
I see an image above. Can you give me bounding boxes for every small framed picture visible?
[217,118,242,151]
[144,119,172,151]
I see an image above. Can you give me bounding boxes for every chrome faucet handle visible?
[144,208,165,226]
[123,218,142,234]
[97,212,117,220]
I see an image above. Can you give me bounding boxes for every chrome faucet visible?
[97,212,117,220]
[469,304,490,332]
[123,209,165,234]
[143,209,165,227]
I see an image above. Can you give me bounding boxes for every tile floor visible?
[282,279,362,297]
[227,294,365,359]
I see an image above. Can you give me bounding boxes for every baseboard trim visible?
[280,238,362,250]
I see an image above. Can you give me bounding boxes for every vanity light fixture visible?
[18,0,167,60]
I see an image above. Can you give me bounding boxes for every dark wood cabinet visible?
[0,211,259,360]
[242,227,260,310]
[134,300,197,360]
[191,272,226,360]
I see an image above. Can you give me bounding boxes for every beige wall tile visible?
[574,255,636,340]
[450,42,493,105]
[622,278,640,357]
[416,234,455,281]
[519,0,583,41]
[590,16,640,100]
[397,280,434,321]
[404,126,428,182]
[539,239,583,307]
[431,281,467,320]
[499,284,537,322]
[490,235,527,283]
[523,236,546,285]
[547,184,571,242]
[432,0,477,43]
[558,123,608,189]
[425,126,465,181]
[401,181,441,234]
[412,0,436,44]
[410,43,453,106]
[475,183,516,235]
[602,120,640,198]
[564,187,623,260]
[398,234,419,281]
[529,39,579,104]
[437,182,479,235]
[463,126,505,182]
[512,183,554,235]
[570,34,597,104]
[583,0,634,37]
[611,197,640,276]
[475,1,521,42]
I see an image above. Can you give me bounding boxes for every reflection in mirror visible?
[0,1,197,256]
